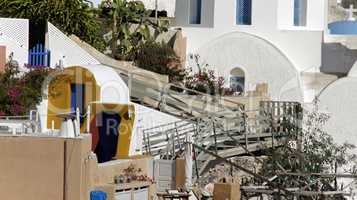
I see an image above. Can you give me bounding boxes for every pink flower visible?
[7,87,20,99]
[10,104,23,116]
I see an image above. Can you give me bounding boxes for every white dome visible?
[318,77,357,150]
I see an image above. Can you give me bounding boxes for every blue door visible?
[70,84,85,114]
[95,112,121,163]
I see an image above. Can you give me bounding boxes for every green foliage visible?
[260,100,356,192]
[184,55,225,95]
[0,0,105,51]
[341,0,357,8]
[100,0,168,60]
[0,57,53,116]
[134,41,185,82]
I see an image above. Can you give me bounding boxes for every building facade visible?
[174,0,326,101]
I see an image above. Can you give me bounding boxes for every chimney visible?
[0,46,6,73]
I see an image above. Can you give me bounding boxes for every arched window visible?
[230,67,245,93]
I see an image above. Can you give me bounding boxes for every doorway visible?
[94,112,121,163]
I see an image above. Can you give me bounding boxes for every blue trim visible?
[294,0,300,26]
[294,0,306,26]
[28,43,50,67]
[189,0,202,24]
[237,0,252,25]
[329,21,357,35]
[70,84,85,115]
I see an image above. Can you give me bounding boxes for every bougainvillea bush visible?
[0,60,53,116]
[184,68,225,95]
[183,54,227,95]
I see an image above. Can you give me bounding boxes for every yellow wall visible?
[47,66,135,159]
[89,103,135,159]
[47,67,100,129]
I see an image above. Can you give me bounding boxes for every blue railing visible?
[28,43,50,67]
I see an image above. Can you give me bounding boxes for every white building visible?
[0,18,29,68]
[127,0,176,17]
[174,0,327,102]
[172,0,357,152]
[0,18,181,156]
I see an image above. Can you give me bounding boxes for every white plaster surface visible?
[175,0,325,72]
[348,61,357,77]
[318,77,357,151]
[196,32,303,101]
[75,64,130,104]
[47,22,99,68]
[130,104,180,155]
[129,0,176,17]
[0,18,29,68]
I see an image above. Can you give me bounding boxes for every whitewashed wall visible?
[175,0,325,72]
[197,31,303,102]
[47,22,99,68]
[317,77,357,154]
[0,18,29,68]
[349,61,357,77]
[277,0,325,31]
[174,0,215,27]
[129,0,176,17]
[130,104,180,155]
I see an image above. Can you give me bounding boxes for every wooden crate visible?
[213,182,240,200]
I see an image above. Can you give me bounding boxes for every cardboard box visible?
[213,182,240,200]
[175,158,186,189]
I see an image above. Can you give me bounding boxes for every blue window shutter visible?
[294,0,307,26]
[190,0,202,24]
[237,0,252,25]
[294,0,301,26]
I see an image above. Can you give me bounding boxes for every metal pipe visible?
[86,105,91,133]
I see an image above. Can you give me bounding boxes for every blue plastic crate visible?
[90,191,107,200]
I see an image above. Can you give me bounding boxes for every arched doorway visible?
[230,67,245,93]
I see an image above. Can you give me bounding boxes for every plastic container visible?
[90,191,107,200]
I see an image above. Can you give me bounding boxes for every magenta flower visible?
[10,104,24,116]
[7,87,20,99]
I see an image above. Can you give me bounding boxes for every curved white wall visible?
[318,77,357,150]
[197,32,302,101]
[176,0,324,72]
